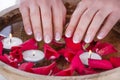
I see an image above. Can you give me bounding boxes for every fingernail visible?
[27,28,32,35]
[45,35,51,43]
[85,36,91,43]
[36,33,42,42]
[97,32,104,40]
[73,35,79,43]
[65,31,72,38]
[55,33,61,41]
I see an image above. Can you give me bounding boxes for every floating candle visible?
[79,50,102,65]
[23,50,45,62]
[2,33,23,49]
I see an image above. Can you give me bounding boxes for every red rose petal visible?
[93,42,117,56]
[10,46,23,63]
[83,68,96,75]
[110,57,120,67]
[64,37,83,52]
[54,67,73,76]
[88,59,113,70]
[71,50,85,74]
[85,41,97,51]
[51,66,61,75]
[31,62,56,75]
[4,54,18,68]
[20,38,38,51]
[63,50,75,62]
[58,49,66,55]
[58,48,75,62]
[10,62,19,68]
[44,44,60,60]
[0,55,9,64]
[0,36,4,41]
[0,42,3,56]
[19,62,34,72]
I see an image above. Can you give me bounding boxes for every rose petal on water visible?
[54,67,73,76]
[44,44,60,60]
[88,59,113,70]
[19,62,34,72]
[20,38,38,51]
[31,62,56,75]
[71,50,85,74]
[110,57,120,68]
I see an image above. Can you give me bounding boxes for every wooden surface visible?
[0,0,120,80]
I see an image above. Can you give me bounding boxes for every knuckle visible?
[83,12,91,21]
[30,8,39,17]
[96,11,104,19]
[42,11,51,19]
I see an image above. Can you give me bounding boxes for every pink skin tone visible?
[20,0,120,43]
[19,0,66,43]
[65,0,120,43]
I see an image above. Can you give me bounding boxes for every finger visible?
[65,2,87,38]
[52,2,66,41]
[40,5,52,43]
[72,7,98,43]
[97,13,119,39]
[30,4,42,41]
[20,7,32,35]
[85,9,111,43]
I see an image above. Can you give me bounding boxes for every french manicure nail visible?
[65,31,72,38]
[36,33,42,42]
[45,35,51,43]
[85,36,91,43]
[27,28,32,35]
[97,32,104,40]
[73,36,79,43]
[55,33,61,41]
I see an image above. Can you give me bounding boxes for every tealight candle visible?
[79,50,102,65]
[2,33,23,49]
[23,50,45,62]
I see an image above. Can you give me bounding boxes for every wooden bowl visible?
[0,0,120,80]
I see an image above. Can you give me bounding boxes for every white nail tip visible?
[65,31,71,38]
[73,38,79,44]
[27,31,32,35]
[85,37,91,43]
[36,37,42,42]
[55,33,61,41]
[45,35,51,43]
[97,36,103,40]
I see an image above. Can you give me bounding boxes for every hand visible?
[65,0,120,43]
[19,0,66,43]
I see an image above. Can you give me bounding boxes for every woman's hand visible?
[65,0,120,43]
[19,0,66,43]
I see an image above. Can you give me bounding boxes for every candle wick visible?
[10,38,12,43]
[33,54,35,56]
[9,33,12,43]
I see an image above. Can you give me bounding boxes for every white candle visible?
[79,50,102,65]
[2,34,23,49]
[23,50,45,62]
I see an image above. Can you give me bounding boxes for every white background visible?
[0,0,17,12]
